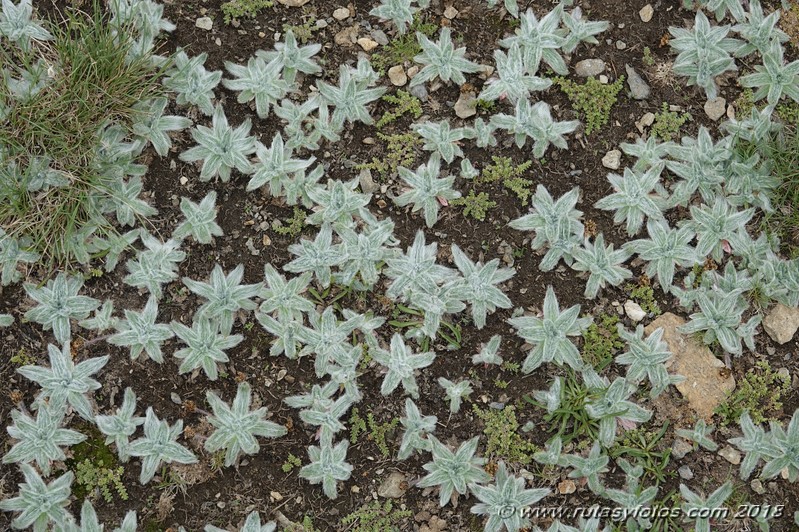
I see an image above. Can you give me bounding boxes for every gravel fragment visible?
[704,97,727,121]
[574,59,605,77]
[602,149,621,170]
[195,17,213,30]
[388,65,407,86]
[639,4,654,22]
[625,64,651,100]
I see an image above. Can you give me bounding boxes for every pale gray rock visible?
[625,64,651,100]
[719,446,742,465]
[704,97,727,121]
[195,17,213,30]
[602,149,622,170]
[378,472,407,498]
[624,300,646,322]
[388,65,407,86]
[454,92,477,119]
[575,59,605,77]
[763,303,799,344]
[333,7,350,20]
[639,4,654,22]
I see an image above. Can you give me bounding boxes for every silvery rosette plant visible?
[394,153,461,228]
[128,407,197,484]
[0,465,73,532]
[205,382,287,466]
[417,436,490,507]
[299,440,353,499]
[508,285,591,373]
[410,26,481,87]
[17,343,108,421]
[3,403,85,475]
[179,104,257,182]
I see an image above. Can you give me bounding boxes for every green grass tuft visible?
[555,76,624,136]
[452,189,496,221]
[650,102,691,141]
[221,0,273,24]
[0,1,165,267]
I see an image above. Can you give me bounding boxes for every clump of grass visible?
[452,189,496,221]
[716,360,790,426]
[473,404,538,465]
[370,15,437,75]
[0,2,165,266]
[581,313,623,371]
[221,0,273,24]
[356,132,422,180]
[340,500,411,532]
[555,76,624,135]
[349,408,399,458]
[757,107,799,256]
[272,206,307,238]
[282,19,317,44]
[281,453,302,473]
[650,102,691,141]
[609,422,673,485]
[525,367,601,445]
[375,90,422,129]
[627,277,662,316]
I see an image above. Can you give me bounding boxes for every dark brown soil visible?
[2,0,799,531]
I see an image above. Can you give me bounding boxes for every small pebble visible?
[602,149,622,170]
[678,465,693,480]
[639,4,654,23]
[388,65,407,86]
[332,7,350,20]
[357,37,379,52]
[719,446,742,465]
[443,5,459,19]
[195,17,213,30]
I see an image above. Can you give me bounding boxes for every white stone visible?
[387,65,407,86]
[443,5,459,19]
[719,446,742,465]
[599,75,609,84]
[377,472,407,498]
[454,92,477,119]
[763,303,799,344]
[357,37,379,52]
[332,7,350,20]
[574,58,605,77]
[704,97,727,121]
[195,17,213,30]
[602,149,622,170]
[639,4,654,22]
[624,300,646,322]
